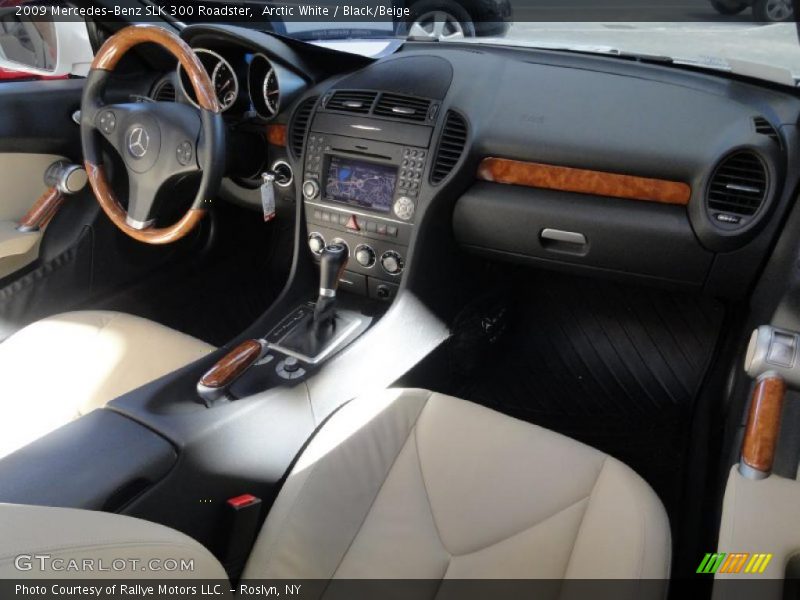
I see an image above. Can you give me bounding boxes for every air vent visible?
[325,91,377,114]
[373,93,431,122]
[430,111,467,184]
[753,116,781,147]
[707,151,768,221]
[289,96,317,159]
[151,81,175,102]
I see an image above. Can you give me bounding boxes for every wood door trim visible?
[18,187,63,231]
[741,374,786,474]
[477,157,691,206]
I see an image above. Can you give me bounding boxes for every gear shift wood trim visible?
[197,339,267,406]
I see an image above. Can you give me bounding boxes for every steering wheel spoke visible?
[125,175,160,230]
[91,103,137,156]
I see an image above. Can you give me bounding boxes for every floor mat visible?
[88,205,293,346]
[442,271,725,523]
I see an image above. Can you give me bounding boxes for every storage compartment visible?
[0,409,176,510]
[453,182,713,286]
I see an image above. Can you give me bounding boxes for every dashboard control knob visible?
[355,244,376,268]
[308,232,325,255]
[380,250,404,276]
[302,179,320,200]
[393,196,415,221]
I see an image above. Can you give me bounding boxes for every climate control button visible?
[380,250,404,276]
[355,244,376,268]
[308,232,325,255]
[302,179,320,200]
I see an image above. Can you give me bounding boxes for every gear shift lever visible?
[313,243,349,328]
[195,243,361,406]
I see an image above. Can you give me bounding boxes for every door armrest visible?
[0,221,40,259]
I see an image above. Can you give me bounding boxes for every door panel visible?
[0,153,65,220]
[0,153,67,279]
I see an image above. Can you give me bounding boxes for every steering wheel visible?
[81,25,225,244]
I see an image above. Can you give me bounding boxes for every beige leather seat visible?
[0,310,214,458]
[0,389,671,584]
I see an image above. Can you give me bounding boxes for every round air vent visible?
[706,151,768,229]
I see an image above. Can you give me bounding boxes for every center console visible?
[301,104,433,302]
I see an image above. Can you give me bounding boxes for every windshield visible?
[149,0,800,84]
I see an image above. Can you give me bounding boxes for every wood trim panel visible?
[85,162,205,245]
[199,339,265,389]
[477,157,691,206]
[741,375,786,474]
[267,124,288,147]
[18,187,63,230]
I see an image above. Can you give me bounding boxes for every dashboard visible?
[143,24,800,303]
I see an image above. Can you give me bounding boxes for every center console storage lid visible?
[0,409,176,510]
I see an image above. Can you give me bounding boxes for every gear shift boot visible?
[268,242,364,363]
[269,307,362,364]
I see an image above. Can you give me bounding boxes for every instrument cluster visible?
[177,47,305,120]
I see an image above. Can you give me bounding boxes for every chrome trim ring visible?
[271,160,293,188]
[177,48,238,113]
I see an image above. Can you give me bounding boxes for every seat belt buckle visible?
[219,494,262,580]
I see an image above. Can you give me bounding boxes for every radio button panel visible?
[399,147,426,198]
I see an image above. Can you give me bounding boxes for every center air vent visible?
[289,96,317,159]
[373,93,431,122]
[706,151,768,226]
[325,91,377,114]
[430,111,467,185]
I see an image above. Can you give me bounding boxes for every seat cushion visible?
[243,389,671,580]
[0,503,227,579]
[0,310,214,458]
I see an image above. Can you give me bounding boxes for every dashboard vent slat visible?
[151,81,175,102]
[753,116,781,146]
[325,91,377,114]
[430,111,467,185]
[373,93,431,122]
[289,96,317,159]
[706,151,768,219]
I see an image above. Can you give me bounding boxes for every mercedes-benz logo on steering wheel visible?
[127,126,150,159]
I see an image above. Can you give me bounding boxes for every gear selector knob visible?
[314,243,348,326]
[318,243,349,299]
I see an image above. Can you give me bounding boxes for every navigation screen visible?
[324,156,397,213]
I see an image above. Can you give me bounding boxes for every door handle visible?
[17,162,86,233]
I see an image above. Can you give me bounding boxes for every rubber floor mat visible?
[449,272,725,522]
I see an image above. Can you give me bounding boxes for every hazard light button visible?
[345,215,360,231]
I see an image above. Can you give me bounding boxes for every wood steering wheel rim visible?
[83,25,221,245]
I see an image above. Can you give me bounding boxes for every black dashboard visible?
[150,24,800,302]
